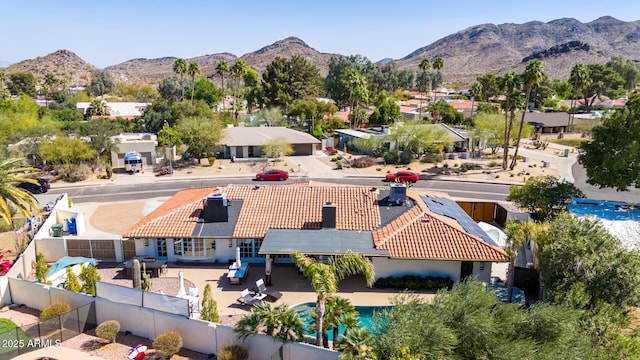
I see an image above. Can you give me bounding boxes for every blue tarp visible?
[46,256,97,278]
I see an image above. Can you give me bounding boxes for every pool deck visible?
[141,262,437,319]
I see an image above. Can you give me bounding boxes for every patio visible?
[97,261,437,324]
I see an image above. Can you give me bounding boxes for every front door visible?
[460,261,474,280]
[156,238,167,259]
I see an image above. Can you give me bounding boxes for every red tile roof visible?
[123,184,507,262]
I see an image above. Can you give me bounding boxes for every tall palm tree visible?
[173,58,187,101]
[510,60,545,170]
[418,58,431,120]
[432,56,445,102]
[470,82,482,118]
[0,158,39,227]
[325,295,358,349]
[567,63,591,133]
[187,61,201,103]
[292,250,375,348]
[230,60,248,114]
[215,60,229,110]
[234,302,305,343]
[499,71,522,170]
[504,221,542,303]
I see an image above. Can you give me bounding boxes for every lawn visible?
[546,138,591,148]
[0,318,33,357]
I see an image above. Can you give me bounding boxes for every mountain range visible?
[2,16,639,87]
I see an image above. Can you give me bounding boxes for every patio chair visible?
[254,278,283,301]
[237,288,266,306]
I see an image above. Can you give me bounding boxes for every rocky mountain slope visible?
[395,16,640,84]
[2,50,97,86]
[3,16,639,87]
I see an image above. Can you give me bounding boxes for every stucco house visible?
[220,126,321,158]
[122,182,508,283]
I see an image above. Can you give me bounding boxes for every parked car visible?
[255,169,289,181]
[385,171,419,183]
[16,178,50,194]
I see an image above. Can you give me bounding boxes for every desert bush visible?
[63,164,92,182]
[421,153,445,163]
[95,320,120,343]
[459,163,483,172]
[217,344,249,360]
[336,159,344,169]
[153,331,183,357]
[40,302,71,321]
[487,160,499,168]
[352,156,376,168]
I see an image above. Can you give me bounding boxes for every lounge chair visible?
[254,278,283,301]
[237,288,266,306]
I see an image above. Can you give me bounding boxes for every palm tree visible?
[292,250,375,348]
[432,56,445,102]
[510,59,545,170]
[418,58,431,120]
[504,221,541,303]
[230,60,248,114]
[234,302,305,343]
[0,158,39,227]
[470,82,483,118]
[325,295,358,349]
[173,58,187,101]
[338,327,375,360]
[187,61,201,103]
[86,98,109,118]
[499,71,522,170]
[215,60,229,110]
[567,63,591,133]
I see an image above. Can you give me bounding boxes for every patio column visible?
[265,255,273,286]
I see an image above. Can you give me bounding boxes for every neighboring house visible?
[526,112,571,134]
[558,95,628,110]
[122,182,508,283]
[77,101,150,119]
[336,124,470,152]
[110,133,158,170]
[221,126,321,158]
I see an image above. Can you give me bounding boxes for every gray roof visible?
[191,200,243,237]
[223,126,321,147]
[526,112,571,128]
[259,229,389,256]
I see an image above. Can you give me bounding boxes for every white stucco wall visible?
[372,258,461,282]
[473,261,493,283]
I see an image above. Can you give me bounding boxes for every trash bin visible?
[51,224,64,237]
[67,218,77,235]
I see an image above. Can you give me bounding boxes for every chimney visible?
[322,202,337,229]
[389,183,407,205]
[202,193,229,222]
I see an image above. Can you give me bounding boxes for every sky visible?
[2,0,640,68]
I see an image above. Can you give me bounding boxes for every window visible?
[184,239,193,255]
[206,239,216,254]
[194,239,205,257]
[173,238,183,256]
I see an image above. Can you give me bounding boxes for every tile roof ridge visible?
[376,208,426,248]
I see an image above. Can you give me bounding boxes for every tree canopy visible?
[262,55,322,109]
[579,93,640,191]
[176,116,223,162]
[507,175,585,221]
[89,70,116,96]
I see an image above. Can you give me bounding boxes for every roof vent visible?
[389,183,407,205]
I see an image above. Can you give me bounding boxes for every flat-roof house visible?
[221,126,321,158]
[77,101,150,119]
[122,182,508,283]
[110,133,158,169]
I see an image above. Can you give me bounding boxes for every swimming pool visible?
[290,302,389,340]
[567,198,640,221]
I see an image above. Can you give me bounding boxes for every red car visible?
[256,169,289,181]
[385,171,419,183]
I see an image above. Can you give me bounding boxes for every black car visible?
[16,179,50,194]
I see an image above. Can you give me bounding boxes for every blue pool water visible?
[567,198,640,221]
[291,302,389,340]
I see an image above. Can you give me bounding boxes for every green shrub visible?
[217,344,249,360]
[487,160,499,168]
[40,302,71,321]
[35,252,50,285]
[459,163,483,173]
[399,150,414,165]
[374,275,453,291]
[336,159,344,169]
[95,320,120,343]
[383,150,397,165]
[153,331,183,357]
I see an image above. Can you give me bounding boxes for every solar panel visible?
[421,195,497,246]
